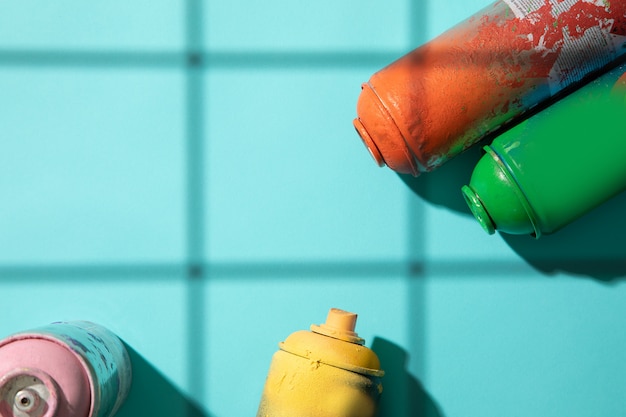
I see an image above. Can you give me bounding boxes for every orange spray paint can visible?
[353,0,626,176]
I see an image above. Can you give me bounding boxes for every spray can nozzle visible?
[310,308,365,345]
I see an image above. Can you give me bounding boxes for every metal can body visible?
[257,350,382,417]
[0,321,132,417]
[462,64,626,237]
[256,309,384,417]
[354,0,626,176]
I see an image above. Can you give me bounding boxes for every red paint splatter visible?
[443,0,626,159]
[469,0,626,79]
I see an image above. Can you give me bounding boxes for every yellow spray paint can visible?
[256,308,384,417]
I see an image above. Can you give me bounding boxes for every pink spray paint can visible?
[0,321,132,417]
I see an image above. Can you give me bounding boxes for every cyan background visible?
[1,1,626,416]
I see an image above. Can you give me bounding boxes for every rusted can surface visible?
[0,321,132,417]
[354,0,626,176]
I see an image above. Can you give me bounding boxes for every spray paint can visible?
[461,64,626,237]
[0,321,132,417]
[257,308,384,417]
[353,0,626,176]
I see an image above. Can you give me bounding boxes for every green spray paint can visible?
[462,64,626,238]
